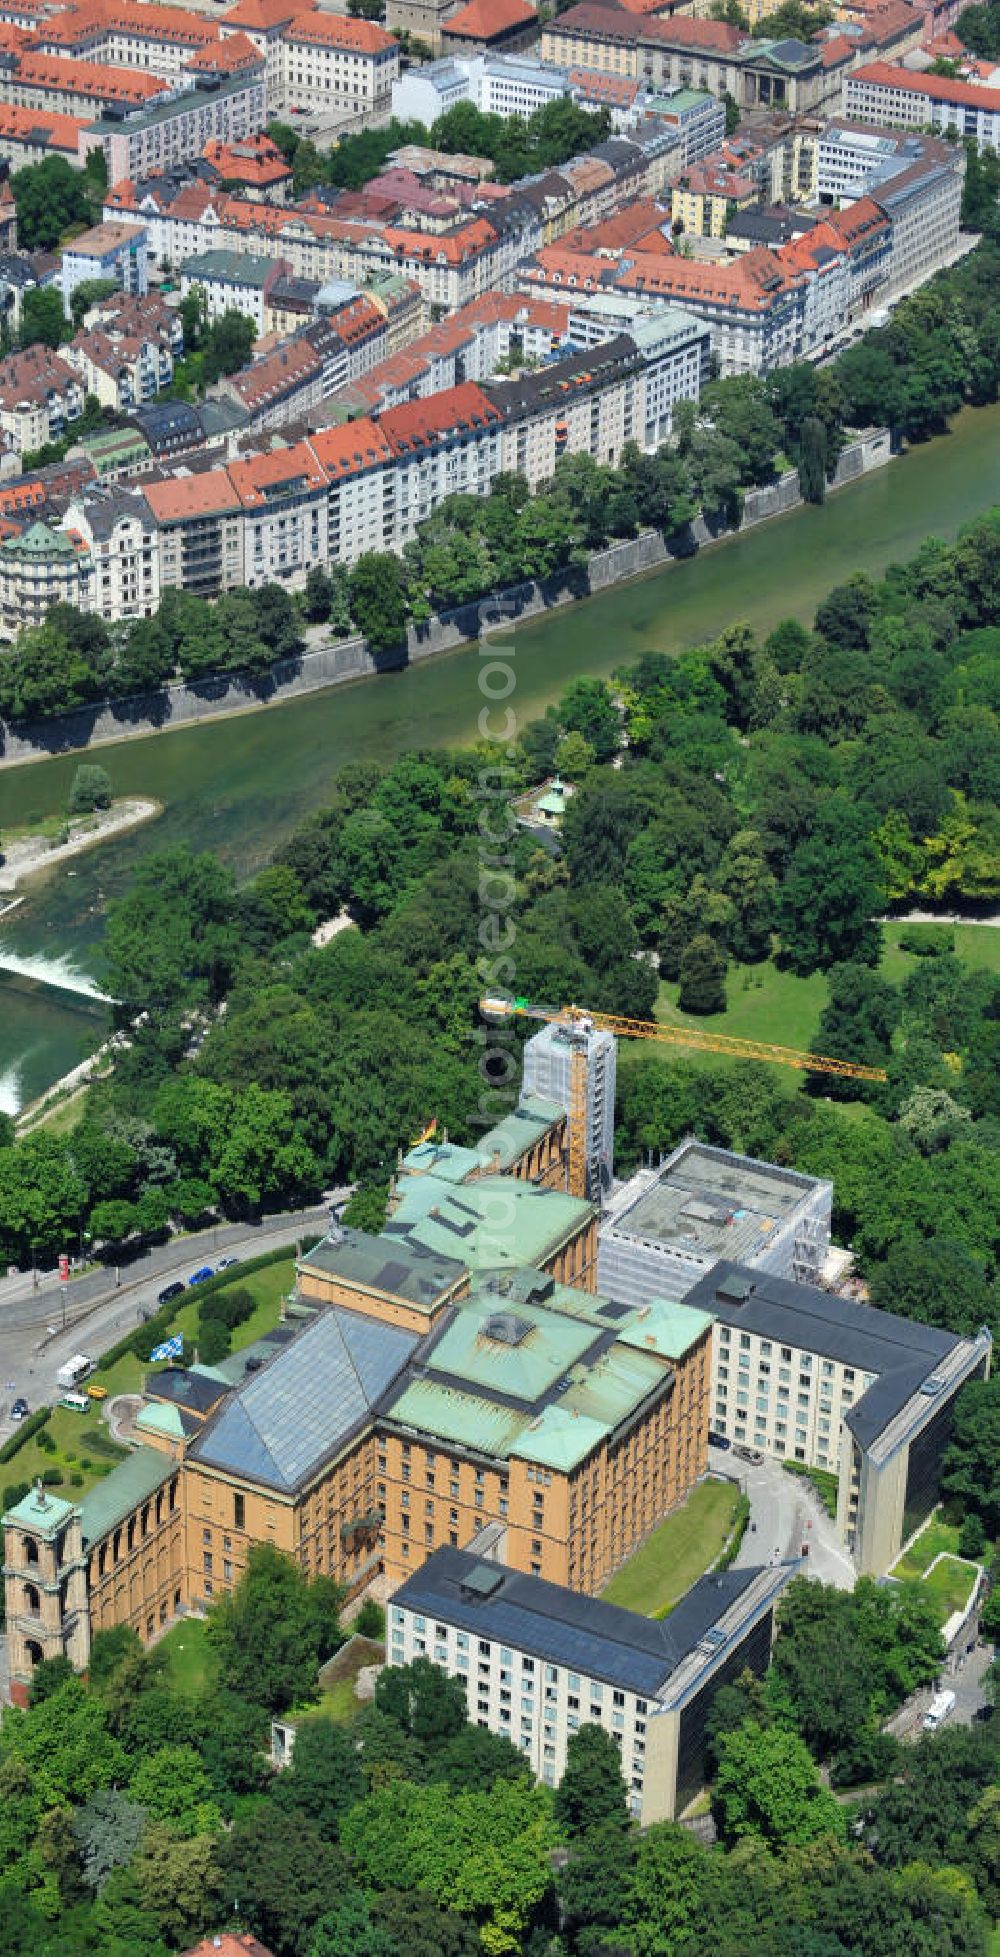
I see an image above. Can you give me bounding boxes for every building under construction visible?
[597,1139,832,1307]
[521,1019,617,1202]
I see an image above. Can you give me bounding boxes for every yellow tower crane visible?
[480,995,887,1199]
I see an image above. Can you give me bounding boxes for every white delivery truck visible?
[56,1353,94,1391]
[922,1688,957,1732]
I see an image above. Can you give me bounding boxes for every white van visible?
[922,1688,956,1732]
[59,1391,91,1413]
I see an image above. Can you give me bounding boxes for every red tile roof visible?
[284,10,394,50]
[227,438,327,507]
[220,0,311,28]
[307,418,392,479]
[568,65,640,102]
[380,216,497,264]
[444,0,535,39]
[849,57,1000,106]
[13,50,165,100]
[41,0,219,47]
[0,102,86,149]
[550,3,744,47]
[143,471,241,520]
[203,130,290,182]
[187,31,263,70]
[378,381,503,453]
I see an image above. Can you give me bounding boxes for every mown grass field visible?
[601,1478,741,1617]
[0,1400,126,1510]
[158,1617,217,1696]
[655,920,1000,1072]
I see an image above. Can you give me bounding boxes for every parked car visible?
[158,1280,185,1306]
[10,1397,28,1421]
[733,1444,764,1465]
[187,1265,214,1287]
[708,1430,731,1451]
[216,1255,239,1271]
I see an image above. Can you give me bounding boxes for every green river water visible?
[3,399,1000,1112]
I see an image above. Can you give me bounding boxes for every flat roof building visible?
[386,1545,796,1819]
[686,1259,992,1576]
[598,1137,832,1306]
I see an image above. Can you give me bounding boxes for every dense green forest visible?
[0,1540,995,1957]
[7,205,1000,718]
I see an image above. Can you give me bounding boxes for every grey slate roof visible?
[145,1365,230,1415]
[686,1260,962,1446]
[392,1545,762,1696]
[189,1306,419,1492]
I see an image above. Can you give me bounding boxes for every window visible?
[234,1493,245,1529]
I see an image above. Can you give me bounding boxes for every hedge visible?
[713,1493,752,1574]
[0,1407,52,1465]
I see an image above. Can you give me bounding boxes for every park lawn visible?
[0,1399,127,1507]
[652,922,1000,1077]
[601,1479,741,1617]
[893,1514,962,1581]
[158,1618,217,1696]
[657,958,829,1057]
[881,918,1000,984]
[229,1259,296,1353]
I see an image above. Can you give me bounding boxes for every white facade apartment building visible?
[0,346,84,455]
[843,62,1000,154]
[876,149,965,299]
[379,383,505,548]
[65,327,174,411]
[381,1547,795,1823]
[308,420,395,566]
[485,338,637,488]
[80,72,268,183]
[227,439,329,591]
[180,249,289,330]
[631,307,710,445]
[65,486,161,626]
[143,471,246,598]
[35,6,221,79]
[277,13,399,118]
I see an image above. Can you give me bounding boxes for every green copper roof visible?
[403,1139,483,1183]
[385,1273,677,1472]
[3,1483,76,1537]
[475,1095,565,1170]
[78,1444,174,1549]
[298,1224,467,1315]
[513,1403,608,1472]
[3,521,77,559]
[133,1401,186,1440]
[618,1297,714,1362]
[384,1173,591,1279]
[430,1293,598,1402]
[389,1377,525,1456]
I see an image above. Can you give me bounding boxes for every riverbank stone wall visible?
[0,431,890,767]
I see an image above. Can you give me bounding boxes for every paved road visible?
[711,1446,856,1590]
[0,1199,345,1439]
